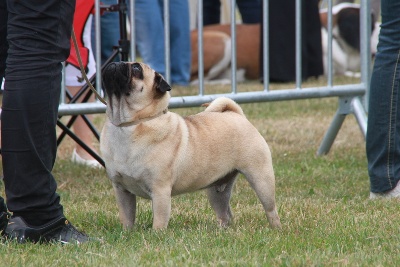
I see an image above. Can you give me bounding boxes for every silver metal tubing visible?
[352,97,367,138]
[94,0,102,96]
[197,0,205,95]
[58,84,365,116]
[60,62,66,104]
[295,0,302,89]
[262,0,269,92]
[168,85,365,109]
[327,0,333,87]
[230,0,237,94]
[164,0,171,84]
[317,109,346,155]
[360,0,371,110]
[129,0,135,61]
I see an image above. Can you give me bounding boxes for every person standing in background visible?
[203,0,261,25]
[367,0,400,199]
[260,0,323,82]
[136,0,191,86]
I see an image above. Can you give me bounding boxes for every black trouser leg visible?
[0,0,7,82]
[2,0,75,225]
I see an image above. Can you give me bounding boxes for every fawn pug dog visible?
[100,62,281,230]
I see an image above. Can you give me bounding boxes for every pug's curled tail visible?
[203,97,244,116]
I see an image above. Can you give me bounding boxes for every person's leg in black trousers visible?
[236,0,261,24]
[203,0,221,25]
[0,0,6,83]
[1,0,89,244]
[0,0,10,235]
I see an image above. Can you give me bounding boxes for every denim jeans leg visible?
[169,0,190,85]
[2,0,75,222]
[135,0,166,77]
[367,0,400,193]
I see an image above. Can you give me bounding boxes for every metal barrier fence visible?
[58,0,372,159]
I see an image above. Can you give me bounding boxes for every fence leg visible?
[317,96,358,156]
[351,97,367,139]
[317,109,346,156]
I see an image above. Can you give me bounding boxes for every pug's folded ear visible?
[155,72,172,93]
[158,78,172,92]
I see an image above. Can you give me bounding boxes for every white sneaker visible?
[370,180,400,199]
[71,148,102,169]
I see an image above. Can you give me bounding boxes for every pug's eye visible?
[132,66,139,74]
[125,92,130,96]
[131,64,144,79]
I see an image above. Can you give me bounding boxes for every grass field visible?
[1,78,399,266]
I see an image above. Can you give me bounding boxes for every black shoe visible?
[0,196,10,235]
[4,216,89,244]
[0,211,10,235]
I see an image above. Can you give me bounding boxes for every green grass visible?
[1,79,399,266]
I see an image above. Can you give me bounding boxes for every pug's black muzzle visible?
[102,62,132,99]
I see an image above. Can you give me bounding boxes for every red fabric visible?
[66,0,94,69]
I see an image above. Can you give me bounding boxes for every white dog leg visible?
[151,189,172,229]
[241,164,281,229]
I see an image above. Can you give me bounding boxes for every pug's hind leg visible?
[206,171,238,227]
[242,168,281,229]
[113,183,137,229]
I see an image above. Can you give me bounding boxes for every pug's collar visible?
[117,109,168,127]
